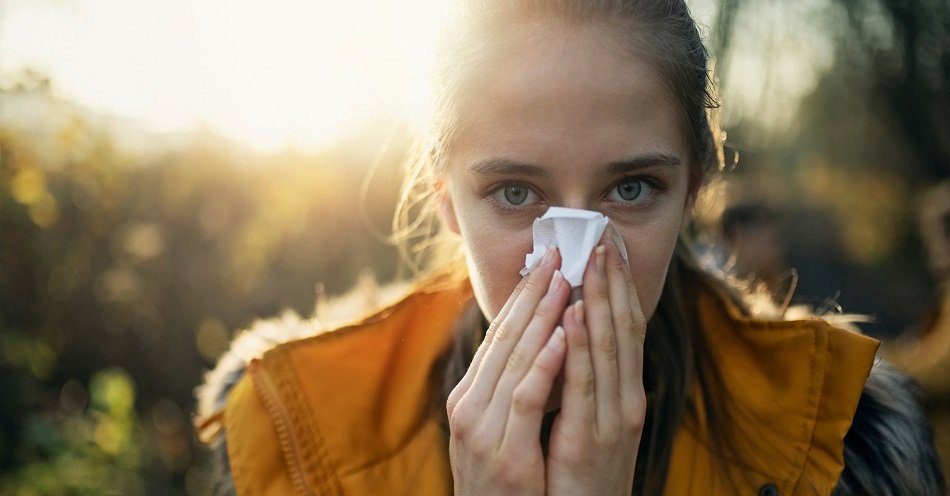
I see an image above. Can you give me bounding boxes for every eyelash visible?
[485,176,665,213]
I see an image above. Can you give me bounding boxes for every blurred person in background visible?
[194,1,943,494]
[720,203,788,283]
[884,179,950,481]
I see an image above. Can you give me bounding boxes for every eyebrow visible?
[607,153,682,175]
[467,153,681,177]
[467,158,549,178]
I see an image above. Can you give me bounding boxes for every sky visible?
[0,0,829,153]
[0,0,451,151]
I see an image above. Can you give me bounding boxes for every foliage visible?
[0,93,405,493]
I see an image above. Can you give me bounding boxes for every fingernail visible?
[595,245,606,274]
[548,270,563,293]
[549,326,565,351]
[543,245,557,266]
[573,299,585,327]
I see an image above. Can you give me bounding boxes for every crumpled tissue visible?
[521,207,628,287]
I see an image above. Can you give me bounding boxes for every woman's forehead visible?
[459,22,668,102]
[448,22,685,170]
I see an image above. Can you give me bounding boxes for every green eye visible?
[504,185,530,205]
[607,178,656,204]
[616,179,643,201]
[490,184,539,209]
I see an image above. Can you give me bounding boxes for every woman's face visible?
[439,22,694,322]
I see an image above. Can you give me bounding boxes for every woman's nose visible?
[557,197,598,212]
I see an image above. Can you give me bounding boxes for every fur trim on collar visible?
[194,274,409,432]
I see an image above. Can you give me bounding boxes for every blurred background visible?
[1,0,947,494]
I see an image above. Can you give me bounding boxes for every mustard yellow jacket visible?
[196,275,942,495]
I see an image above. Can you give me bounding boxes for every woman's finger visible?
[448,272,530,414]
[500,325,566,452]
[603,241,647,414]
[557,299,596,428]
[581,245,621,432]
[452,247,561,416]
[483,267,570,433]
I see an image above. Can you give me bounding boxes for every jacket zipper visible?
[250,360,317,496]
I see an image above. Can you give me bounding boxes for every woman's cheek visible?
[618,227,680,321]
[463,221,534,320]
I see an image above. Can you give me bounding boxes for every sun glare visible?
[0,0,450,152]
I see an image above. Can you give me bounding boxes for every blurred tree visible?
[709,0,949,335]
[714,0,948,181]
[0,76,404,494]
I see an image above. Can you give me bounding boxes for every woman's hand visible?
[546,242,647,496]
[446,246,572,495]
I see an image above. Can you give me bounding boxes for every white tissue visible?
[521,207,629,287]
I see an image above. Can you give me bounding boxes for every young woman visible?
[195,1,944,494]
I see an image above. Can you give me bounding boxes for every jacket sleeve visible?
[833,362,946,496]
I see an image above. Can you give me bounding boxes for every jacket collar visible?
[664,284,880,494]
